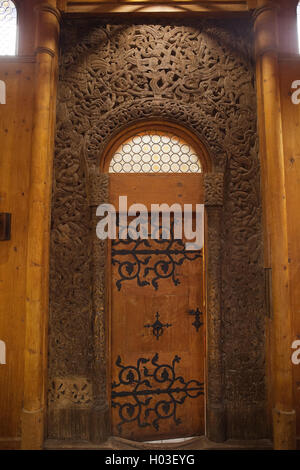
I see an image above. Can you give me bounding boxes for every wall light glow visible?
[0,1,17,56]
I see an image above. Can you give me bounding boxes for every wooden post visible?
[88,170,110,443]
[21,1,60,450]
[204,173,225,443]
[254,0,296,450]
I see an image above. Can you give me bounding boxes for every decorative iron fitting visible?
[111,353,204,434]
[144,312,172,340]
[112,221,202,291]
[188,308,203,332]
[34,3,62,22]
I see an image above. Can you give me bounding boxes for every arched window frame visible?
[0,0,18,56]
[100,121,212,174]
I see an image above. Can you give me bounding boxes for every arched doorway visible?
[46,16,267,448]
[100,121,211,441]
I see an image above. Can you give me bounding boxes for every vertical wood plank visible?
[0,61,35,446]
[279,58,300,447]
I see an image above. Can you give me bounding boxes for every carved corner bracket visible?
[204,173,224,207]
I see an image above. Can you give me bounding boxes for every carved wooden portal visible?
[48,19,267,443]
[86,168,224,442]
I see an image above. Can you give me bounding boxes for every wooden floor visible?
[44,436,273,450]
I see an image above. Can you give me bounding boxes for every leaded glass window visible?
[0,1,17,56]
[109,132,202,174]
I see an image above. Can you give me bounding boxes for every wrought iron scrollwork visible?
[111,353,204,433]
[112,221,202,290]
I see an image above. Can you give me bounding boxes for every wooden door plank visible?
[109,174,204,210]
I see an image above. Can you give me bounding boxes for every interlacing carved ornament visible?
[49,20,266,423]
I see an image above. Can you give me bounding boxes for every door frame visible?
[87,121,225,443]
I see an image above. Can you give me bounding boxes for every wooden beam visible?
[62,1,250,15]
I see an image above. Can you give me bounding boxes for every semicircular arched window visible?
[108,131,202,174]
[0,1,17,56]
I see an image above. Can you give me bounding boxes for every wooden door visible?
[109,174,205,441]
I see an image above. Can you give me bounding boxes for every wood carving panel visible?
[204,173,224,206]
[49,17,267,440]
[49,142,93,378]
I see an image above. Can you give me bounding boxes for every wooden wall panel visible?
[0,60,35,449]
[279,58,300,444]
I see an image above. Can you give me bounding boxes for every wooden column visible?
[88,170,110,443]
[21,1,60,450]
[204,173,225,442]
[254,1,296,450]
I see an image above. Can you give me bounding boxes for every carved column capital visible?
[34,2,61,57]
[34,2,61,20]
[252,2,278,21]
[204,173,224,207]
[253,1,279,57]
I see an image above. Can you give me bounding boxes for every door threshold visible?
[144,437,197,444]
[44,436,273,450]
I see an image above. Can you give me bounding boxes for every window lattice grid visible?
[0,0,17,56]
[109,132,202,174]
